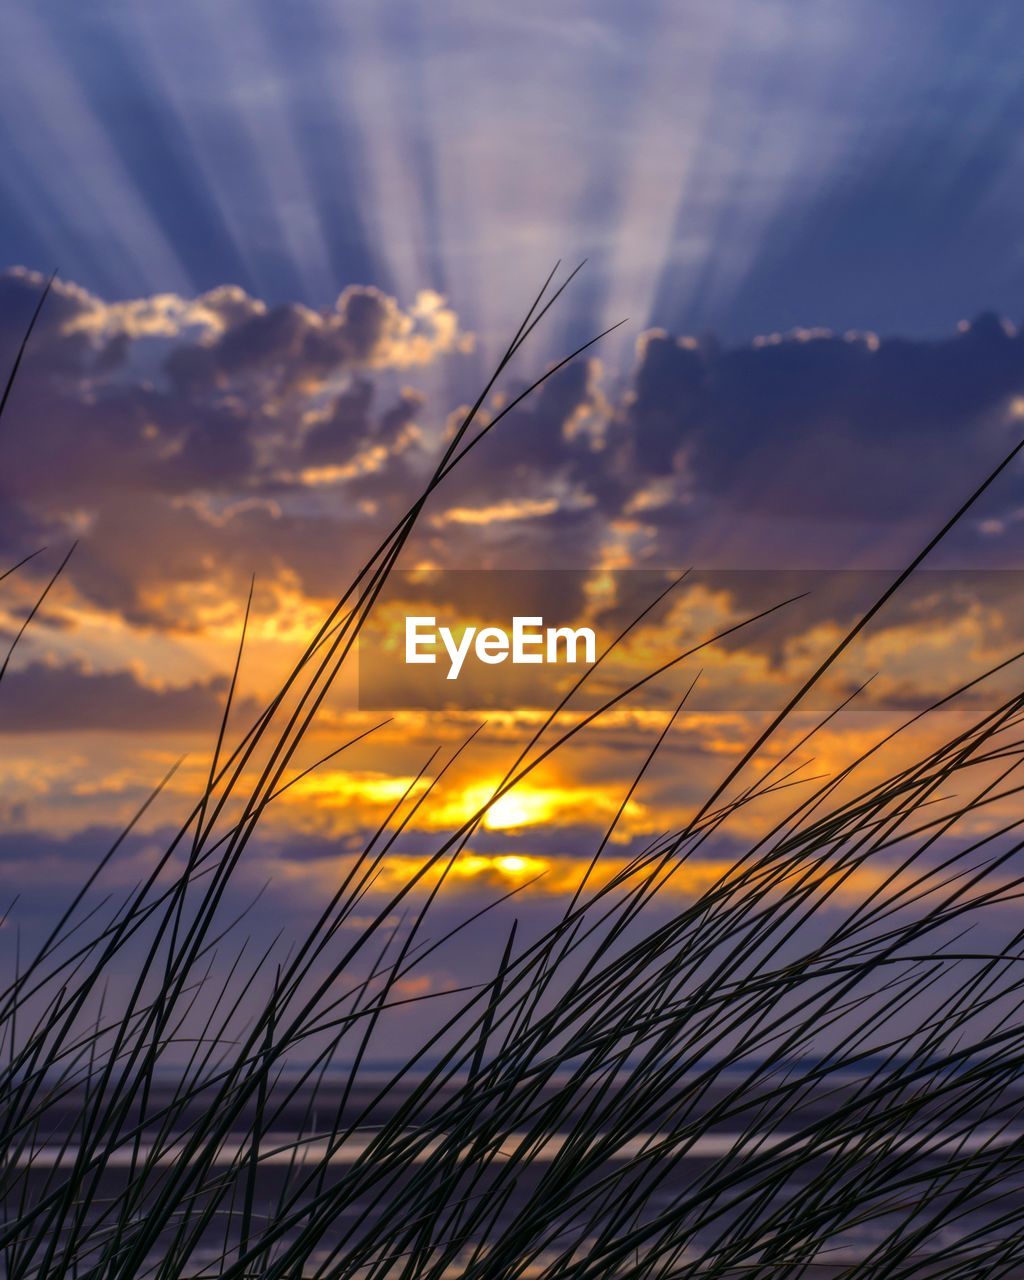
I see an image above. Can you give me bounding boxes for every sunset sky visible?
[3,1,1024,1022]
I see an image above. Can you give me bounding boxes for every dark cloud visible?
[617,315,1024,526]
[0,269,467,623]
[0,658,260,733]
[165,285,460,395]
[302,380,424,469]
[3,266,1024,634]
[442,358,608,501]
[0,270,103,377]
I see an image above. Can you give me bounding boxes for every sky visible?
[4,1,1024,344]
[3,0,1024,1049]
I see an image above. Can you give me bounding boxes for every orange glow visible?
[265,847,945,906]
[285,770,430,808]
[474,785,561,831]
[442,780,648,835]
[13,558,1023,903]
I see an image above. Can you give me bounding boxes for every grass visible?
[3,267,1024,1277]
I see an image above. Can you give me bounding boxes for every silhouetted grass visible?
[3,269,1024,1277]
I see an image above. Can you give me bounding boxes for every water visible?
[5,1074,1022,1276]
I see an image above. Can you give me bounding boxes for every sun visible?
[481,788,561,831]
[445,781,562,831]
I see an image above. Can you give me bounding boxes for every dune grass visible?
[3,268,1024,1277]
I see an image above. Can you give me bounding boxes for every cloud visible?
[0,269,472,625]
[0,657,259,733]
[616,314,1024,528]
[417,313,1024,580]
[300,378,425,472]
[416,356,620,569]
[165,285,469,394]
[0,268,469,383]
[4,266,1024,643]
